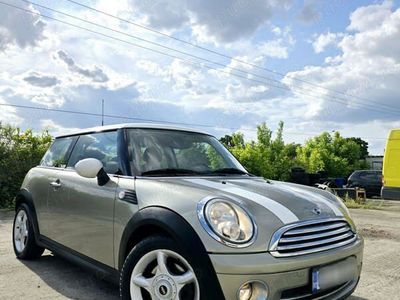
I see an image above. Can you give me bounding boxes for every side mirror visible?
[75,158,110,186]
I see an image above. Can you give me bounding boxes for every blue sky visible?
[1,0,400,155]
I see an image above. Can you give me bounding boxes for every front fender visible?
[15,189,41,244]
[118,206,225,298]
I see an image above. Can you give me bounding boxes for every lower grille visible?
[269,219,357,257]
[281,280,355,300]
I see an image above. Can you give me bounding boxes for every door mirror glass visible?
[75,158,103,178]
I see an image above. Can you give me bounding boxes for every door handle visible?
[50,179,62,188]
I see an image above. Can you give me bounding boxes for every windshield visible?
[127,128,247,176]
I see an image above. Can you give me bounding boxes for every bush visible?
[0,123,52,208]
[221,122,369,180]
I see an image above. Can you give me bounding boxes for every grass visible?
[342,198,386,210]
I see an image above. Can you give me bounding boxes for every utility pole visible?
[101,99,104,126]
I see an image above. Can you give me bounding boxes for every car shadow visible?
[20,252,370,300]
[21,252,119,300]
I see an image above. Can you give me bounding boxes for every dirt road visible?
[1,208,400,300]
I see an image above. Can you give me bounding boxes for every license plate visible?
[312,257,357,293]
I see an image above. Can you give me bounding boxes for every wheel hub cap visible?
[153,275,176,299]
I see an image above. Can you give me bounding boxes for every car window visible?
[67,131,119,174]
[359,171,379,181]
[174,142,226,170]
[127,129,245,175]
[41,137,77,168]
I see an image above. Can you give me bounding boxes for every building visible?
[366,155,383,170]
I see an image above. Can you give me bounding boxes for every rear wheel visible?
[120,236,201,300]
[13,203,44,259]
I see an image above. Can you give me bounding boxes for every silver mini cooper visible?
[13,123,363,300]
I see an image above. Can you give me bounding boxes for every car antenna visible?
[101,98,104,126]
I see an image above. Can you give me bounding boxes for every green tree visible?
[227,122,296,180]
[296,131,367,177]
[346,137,369,159]
[219,132,245,148]
[0,123,52,208]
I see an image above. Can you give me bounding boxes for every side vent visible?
[118,190,138,204]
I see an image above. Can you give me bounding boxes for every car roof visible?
[55,123,212,138]
[352,170,381,174]
[388,129,400,140]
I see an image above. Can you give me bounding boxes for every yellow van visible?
[382,129,400,200]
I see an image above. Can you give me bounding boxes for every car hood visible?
[135,176,352,253]
[188,177,348,221]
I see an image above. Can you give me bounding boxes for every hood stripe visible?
[278,184,343,217]
[186,179,299,224]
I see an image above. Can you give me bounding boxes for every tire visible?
[12,203,45,260]
[120,235,216,300]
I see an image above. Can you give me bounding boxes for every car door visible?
[370,171,383,195]
[46,130,119,267]
[37,136,77,238]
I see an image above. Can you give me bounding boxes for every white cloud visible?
[347,1,393,32]
[129,0,292,43]
[40,119,81,137]
[0,0,46,50]
[0,98,23,125]
[312,32,343,53]
[136,60,167,77]
[31,92,65,108]
[299,0,321,24]
[0,0,398,157]
[129,0,189,30]
[257,26,295,59]
[258,40,290,59]
[286,2,400,123]
[55,50,109,83]
[22,71,60,87]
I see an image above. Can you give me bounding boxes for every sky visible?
[1,0,400,155]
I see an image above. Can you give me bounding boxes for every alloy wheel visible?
[14,210,29,253]
[130,249,200,300]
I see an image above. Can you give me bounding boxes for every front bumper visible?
[381,186,400,200]
[209,235,364,300]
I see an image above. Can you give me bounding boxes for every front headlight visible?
[198,198,256,247]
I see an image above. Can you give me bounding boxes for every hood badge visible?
[312,207,322,215]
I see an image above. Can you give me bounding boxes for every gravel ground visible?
[1,206,400,300]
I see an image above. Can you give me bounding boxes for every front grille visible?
[269,219,357,257]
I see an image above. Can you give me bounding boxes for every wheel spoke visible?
[174,270,195,285]
[132,274,152,291]
[157,251,169,275]
[14,229,21,240]
[18,239,23,251]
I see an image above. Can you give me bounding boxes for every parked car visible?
[13,123,364,300]
[382,129,400,200]
[347,170,382,197]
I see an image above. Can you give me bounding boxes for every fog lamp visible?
[238,283,252,300]
[238,281,268,300]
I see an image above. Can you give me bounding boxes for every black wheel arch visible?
[15,189,41,244]
[118,206,225,298]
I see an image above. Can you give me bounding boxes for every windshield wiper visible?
[210,168,250,176]
[141,168,203,176]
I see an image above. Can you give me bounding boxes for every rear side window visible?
[67,131,119,174]
[359,171,380,181]
[41,137,77,168]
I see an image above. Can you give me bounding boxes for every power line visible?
[10,0,400,116]
[19,0,400,115]
[17,0,353,107]
[0,102,387,140]
[62,0,400,113]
